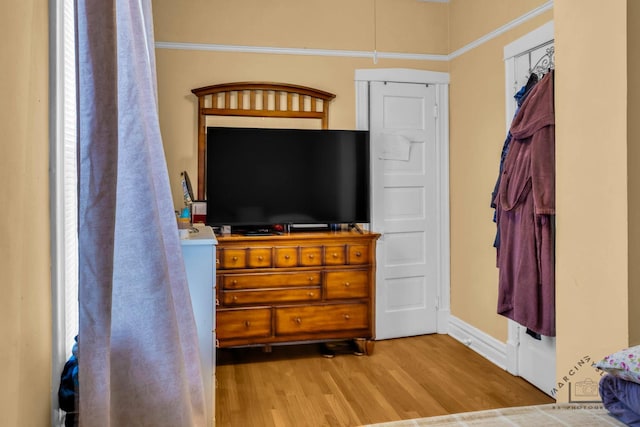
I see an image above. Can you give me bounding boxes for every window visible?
[50,0,78,424]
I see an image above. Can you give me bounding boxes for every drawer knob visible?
[244,320,251,328]
[355,251,362,257]
[344,282,351,287]
[232,279,238,285]
[258,255,264,261]
[308,276,314,281]
[295,317,302,324]
[232,256,238,261]
[284,254,290,260]
[232,296,238,302]
[308,254,315,259]
[215,298,220,306]
[344,314,351,320]
[332,253,338,258]
[308,292,315,297]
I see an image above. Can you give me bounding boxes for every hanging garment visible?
[494,70,555,337]
[491,73,539,248]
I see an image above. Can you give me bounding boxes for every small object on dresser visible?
[177,207,192,239]
[191,201,207,224]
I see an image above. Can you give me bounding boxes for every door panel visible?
[384,187,425,219]
[518,328,556,394]
[385,232,425,265]
[370,81,439,340]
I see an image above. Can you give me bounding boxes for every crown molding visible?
[154,41,449,62]
[449,0,553,60]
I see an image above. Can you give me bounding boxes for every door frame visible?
[354,68,451,335]
[503,21,555,380]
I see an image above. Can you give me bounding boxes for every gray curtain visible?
[76,1,206,426]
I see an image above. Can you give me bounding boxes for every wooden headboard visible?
[191,82,336,199]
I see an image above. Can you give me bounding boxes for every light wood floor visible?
[215,334,554,426]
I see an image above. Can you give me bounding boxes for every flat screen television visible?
[205,126,370,231]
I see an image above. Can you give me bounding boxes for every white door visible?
[369,81,439,340]
[504,22,556,396]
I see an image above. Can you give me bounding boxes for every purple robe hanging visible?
[494,70,555,337]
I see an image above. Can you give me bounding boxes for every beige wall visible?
[554,0,630,401]
[628,0,640,347]
[449,0,549,52]
[153,0,449,54]
[1,0,52,426]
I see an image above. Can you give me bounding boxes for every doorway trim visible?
[354,68,451,334]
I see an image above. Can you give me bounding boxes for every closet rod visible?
[513,39,554,60]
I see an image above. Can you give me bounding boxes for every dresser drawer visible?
[275,303,368,335]
[348,244,370,265]
[274,246,298,267]
[217,308,271,340]
[324,245,346,265]
[222,272,321,290]
[222,287,321,305]
[299,246,323,266]
[325,270,369,299]
[247,247,272,268]
[219,248,247,269]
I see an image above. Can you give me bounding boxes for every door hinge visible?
[433,104,439,118]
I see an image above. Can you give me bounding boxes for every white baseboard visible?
[448,315,507,370]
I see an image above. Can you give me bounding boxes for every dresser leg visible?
[365,339,375,356]
[320,342,336,358]
[353,338,374,356]
[262,344,272,353]
[320,340,372,357]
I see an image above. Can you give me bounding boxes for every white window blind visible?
[61,0,78,356]
[51,0,78,424]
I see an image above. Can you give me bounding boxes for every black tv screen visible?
[205,127,370,228]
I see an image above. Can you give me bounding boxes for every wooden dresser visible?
[215,230,379,353]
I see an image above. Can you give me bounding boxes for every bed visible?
[598,345,640,426]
